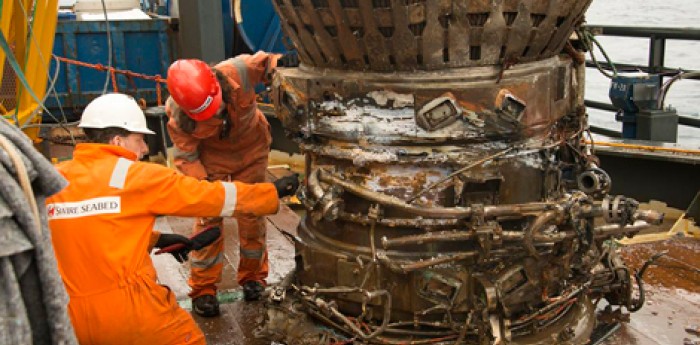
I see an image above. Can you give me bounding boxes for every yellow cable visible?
[584,140,700,155]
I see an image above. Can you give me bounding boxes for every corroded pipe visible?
[501,220,652,242]
[307,167,344,221]
[509,284,590,327]
[381,217,654,251]
[633,209,665,225]
[377,247,556,274]
[300,220,441,260]
[501,231,570,242]
[377,252,479,274]
[339,212,464,228]
[592,221,652,237]
[307,166,325,200]
[381,230,479,249]
[317,171,664,229]
[483,203,560,218]
[318,169,475,219]
[318,169,560,219]
[524,210,562,257]
[306,289,392,341]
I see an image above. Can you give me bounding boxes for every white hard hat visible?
[79,93,155,134]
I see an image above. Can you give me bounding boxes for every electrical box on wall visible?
[636,108,679,143]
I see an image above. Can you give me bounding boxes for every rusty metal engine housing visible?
[273,0,593,71]
[266,1,656,344]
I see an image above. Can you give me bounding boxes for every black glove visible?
[191,227,221,250]
[273,173,300,198]
[154,233,192,263]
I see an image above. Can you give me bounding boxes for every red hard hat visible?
[167,59,223,121]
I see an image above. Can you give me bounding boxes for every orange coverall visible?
[46,144,279,345]
[165,51,280,297]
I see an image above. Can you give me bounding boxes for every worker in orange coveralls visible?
[165,51,283,316]
[46,93,299,345]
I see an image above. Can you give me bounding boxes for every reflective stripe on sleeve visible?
[219,182,237,216]
[230,57,251,92]
[109,158,133,189]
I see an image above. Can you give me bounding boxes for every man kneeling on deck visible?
[46,93,298,345]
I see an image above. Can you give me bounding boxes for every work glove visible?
[273,173,300,198]
[154,233,192,263]
[191,227,221,250]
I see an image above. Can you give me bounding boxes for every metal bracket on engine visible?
[415,93,462,131]
[473,275,499,311]
[270,286,286,303]
[416,270,463,307]
[602,195,639,225]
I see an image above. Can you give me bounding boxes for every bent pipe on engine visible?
[315,168,560,219]
[296,223,354,261]
[381,230,481,249]
[302,215,555,268]
[339,211,465,228]
[501,221,652,242]
[377,251,479,274]
[299,220,499,263]
[375,321,468,337]
[310,168,663,226]
[375,248,553,274]
[509,282,590,327]
[307,166,325,200]
[303,288,392,341]
[379,219,652,253]
[523,210,563,258]
[317,169,476,219]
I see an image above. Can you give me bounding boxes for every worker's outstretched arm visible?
[136,162,280,218]
[220,51,281,89]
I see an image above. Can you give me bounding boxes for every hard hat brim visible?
[79,122,156,135]
[131,127,156,135]
[185,85,223,122]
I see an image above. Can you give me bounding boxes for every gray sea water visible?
[584,0,700,145]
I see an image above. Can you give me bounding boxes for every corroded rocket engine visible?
[266,1,662,344]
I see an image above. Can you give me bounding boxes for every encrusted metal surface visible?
[272,0,594,71]
[265,57,660,343]
[274,56,576,145]
[264,1,659,343]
